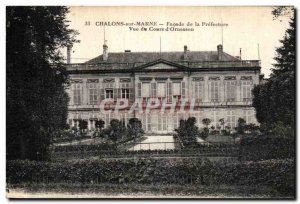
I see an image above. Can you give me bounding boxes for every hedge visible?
[7,158,294,196]
[239,136,295,161]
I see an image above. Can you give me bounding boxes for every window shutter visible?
[100,88,105,101]
[181,81,186,98]
[113,88,118,101]
[151,82,157,98]
[167,82,172,103]
[129,88,134,101]
[137,82,142,98]
[70,84,74,105]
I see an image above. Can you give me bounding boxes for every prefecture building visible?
[66,41,261,134]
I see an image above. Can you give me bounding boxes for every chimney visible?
[183,45,188,61]
[67,46,71,64]
[217,44,223,61]
[103,40,108,61]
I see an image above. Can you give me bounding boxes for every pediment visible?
[134,59,189,71]
[144,62,179,70]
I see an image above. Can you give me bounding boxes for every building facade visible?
[66,42,261,134]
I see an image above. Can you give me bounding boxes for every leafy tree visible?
[127,118,144,139]
[252,7,295,131]
[202,118,211,128]
[200,128,209,140]
[219,118,225,130]
[6,7,78,160]
[236,118,246,134]
[175,117,199,147]
[78,120,88,132]
[95,119,105,131]
[105,119,126,143]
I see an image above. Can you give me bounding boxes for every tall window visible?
[121,89,130,99]
[142,83,150,98]
[243,109,254,124]
[157,82,166,98]
[241,81,252,101]
[225,81,236,102]
[166,82,172,103]
[88,83,98,105]
[210,81,219,102]
[173,82,181,96]
[158,114,167,131]
[226,110,236,129]
[73,83,82,105]
[193,81,204,102]
[211,110,220,127]
[102,82,115,100]
[105,89,113,99]
[120,82,131,99]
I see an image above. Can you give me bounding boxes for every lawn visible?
[205,135,234,143]
[7,183,288,199]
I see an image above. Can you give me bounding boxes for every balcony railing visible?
[65,60,261,71]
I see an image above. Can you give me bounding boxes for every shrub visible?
[239,135,295,161]
[175,117,199,147]
[127,118,144,139]
[7,158,294,196]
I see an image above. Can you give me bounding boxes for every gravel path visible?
[128,136,176,151]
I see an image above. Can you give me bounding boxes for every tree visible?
[127,118,144,139]
[175,117,199,147]
[202,118,211,128]
[6,7,78,160]
[236,118,246,134]
[252,7,295,131]
[105,119,126,143]
[78,120,88,133]
[219,118,225,130]
[95,119,105,131]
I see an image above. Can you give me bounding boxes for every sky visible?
[65,6,292,77]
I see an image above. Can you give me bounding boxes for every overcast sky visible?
[65,6,292,77]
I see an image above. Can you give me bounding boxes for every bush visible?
[175,117,199,147]
[239,135,295,161]
[7,158,294,196]
[200,127,209,140]
[127,118,144,139]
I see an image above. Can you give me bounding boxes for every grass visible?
[7,182,290,199]
[206,135,234,143]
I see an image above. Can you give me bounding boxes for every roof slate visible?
[85,51,239,64]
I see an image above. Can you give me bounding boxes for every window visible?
[243,109,254,124]
[241,81,252,101]
[210,81,219,102]
[121,88,130,99]
[158,114,167,131]
[73,83,82,105]
[226,110,236,129]
[142,83,150,98]
[226,81,236,102]
[105,89,113,99]
[88,83,98,105]
[193,81,204,102]
[157,83,166,98]
[211,110,220,127]
[173,82,181,96]
[104,113,111,128]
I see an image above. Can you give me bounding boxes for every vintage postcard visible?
[6,6,295,199]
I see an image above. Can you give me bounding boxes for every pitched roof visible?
[85,51,239,64]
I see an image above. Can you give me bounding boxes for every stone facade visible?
[66,44,261,134]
